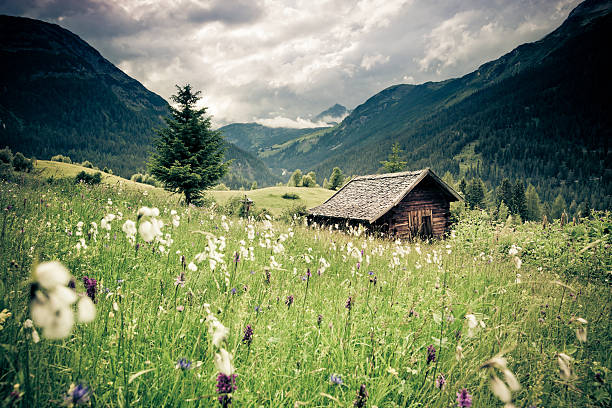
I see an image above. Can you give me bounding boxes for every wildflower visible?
[285,295,294,308]
[30,262,82,339]
[557,353,573,381]
[216,372,237,407]
[187,262,197,272]
[34,261,70,289]
[214,348,235,375]
[345,296,353,311]
[174,272,186,287]
[0,308,11,330]
[231,288,237,295]
[264,269,271,284]
[456,343,464,361]
[427,345,436,364]
[171,210,180,227]
[480,356,520,405]
[456,388,472,407]
[330,374,343,385]
[82,276,97,302]
[242,324,254,346]
[317,314,323,327]
[76,296,96,323]
[122,220,137,241]
[354,384,368,408]
[570,317,588,343]
[175,358,192,370]
[176,305,184,312]
[435,374,446,390]
[63,383,91,407]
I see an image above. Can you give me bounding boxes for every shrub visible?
[282,192,300,200]
[51,154,72,164]
[75,171,102,185]
[212,183,230,191]
[0,147,13,165]
[81,160,94,169]
[12,152,34,172]
[279,204,308,223]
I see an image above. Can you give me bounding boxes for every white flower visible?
[214,348,234,375]
[122,220,137,236]
[187,262,197,272]
[210,321,229,348]
[31,294,74,339]
[557,353,573,380]
[34,261,70,290]
[138,221,154,241]
[490,375,511,403]
[77,296,96,323]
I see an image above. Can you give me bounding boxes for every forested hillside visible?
[256,0,611,210]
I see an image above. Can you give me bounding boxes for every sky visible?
[1,0,581,127]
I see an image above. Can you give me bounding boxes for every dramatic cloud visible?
[1,0,580,126]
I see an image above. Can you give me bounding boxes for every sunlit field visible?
[0,176,610,407]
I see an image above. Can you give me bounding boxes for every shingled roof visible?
[308,168,462,223]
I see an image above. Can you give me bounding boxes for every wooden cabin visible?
[308,168,463,239]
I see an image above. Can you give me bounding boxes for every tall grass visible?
[0,177,610,407]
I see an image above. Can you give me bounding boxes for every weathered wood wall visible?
[377,176,451,239]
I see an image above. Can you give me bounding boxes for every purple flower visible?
[233,251,240,264]
[427,345,436,364]
[68,279,76,289]
[456,388,472,407]
[242,325,253,346]
[354,384,368,408]
[264,269,271,285]
[306,268,311,278]
[64,383,91,406]
[231,288,237,295]
[330,374,343,385]
[435,373,446,389]
[345,296,353,311]
[216,373,237,407]
[175,358,192,370]
[82,276,97,303]
[285,295,294,309]
[317,314,323,327]
[174,272,186,287]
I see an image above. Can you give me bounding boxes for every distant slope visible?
[220,143,282,189]
[273,0,612,209]
[0,15,168,178]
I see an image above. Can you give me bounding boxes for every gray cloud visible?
[0,0,580,126]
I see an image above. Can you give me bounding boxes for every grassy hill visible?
[34,160,333,215]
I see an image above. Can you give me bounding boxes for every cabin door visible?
[420,215,433,239]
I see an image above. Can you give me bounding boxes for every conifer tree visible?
[149,85,229,204]
[513,180,528,220]
[498,178,514,213]
[465,178,485,209]
[525,184,542,221]
[551,194,567,219]
[380,142,407,173]
[458,178,467,195]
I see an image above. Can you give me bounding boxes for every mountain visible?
[267,0,612,210]
[0,15,168,178]
[0,15,277,189]
[313,104,349,125]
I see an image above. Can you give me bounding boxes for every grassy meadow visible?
[0,174,610,407]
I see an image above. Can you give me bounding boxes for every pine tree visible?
[525,184,542,221]
[497,178,514,213]
[513,180,528,220]
[498,200,510,221]
[465,178,485,209]
[149,85,229,204]
[551,194,567,219]
[328,167,345,190]
[380,142,407,173]
[459,178,467,195]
